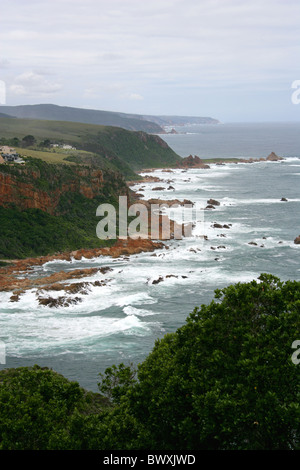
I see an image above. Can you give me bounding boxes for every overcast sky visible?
[1,0,300,122]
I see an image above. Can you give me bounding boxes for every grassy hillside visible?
[0,104,164,133]
[0,157,128,258]
[0,117,181,177]
[0,104,220,132]
[0,118,181,258]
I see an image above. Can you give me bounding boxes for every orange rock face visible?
[0,167,104,215]
[0,238,165,293]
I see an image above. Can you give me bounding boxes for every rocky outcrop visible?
[294,235,300,245]
[0,238,165,294]
[266,152,284,161]
[207,199,220,206]
[0,165,105,215]
[177,155,210,169]
[143,198,194,207]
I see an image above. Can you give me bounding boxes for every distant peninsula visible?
[0,104,219,133]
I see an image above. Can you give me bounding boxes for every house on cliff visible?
[0,146,24,164]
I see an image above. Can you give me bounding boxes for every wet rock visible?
[266,152,284,161]
[212,223,223,229]
[177,155,210,169]
[294,235,300,245]
[281,197,288,201]
[248,241,258,246]
[38,296,83,308]
[152,276,164,285]
[207,199,220,206]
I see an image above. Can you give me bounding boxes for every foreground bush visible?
[99,274,300,450]
[0,274,299,449]
[0,365,109,450]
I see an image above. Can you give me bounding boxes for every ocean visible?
[0,122,300,391]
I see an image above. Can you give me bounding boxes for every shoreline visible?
[0,238,166,294]
[0,153,289,297]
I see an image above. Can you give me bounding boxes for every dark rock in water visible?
[207,198,220,206]
[152,186,165,191]
[38,296,83,308]
[167,186,175,190]
[248,241,258,246]
[177,155,210,169]
[99,267,113,274]
[281,197,288,202]
[266,152,284,161]
[212,223,223,228]
[205,205,215,210]
[152,276,164,284]
[223,224,230,229]
[294,236,300,245]
[10,294,20,302]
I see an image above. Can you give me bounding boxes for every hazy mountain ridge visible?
[0,104,219,132]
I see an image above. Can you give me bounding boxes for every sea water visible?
[0,122,299,391]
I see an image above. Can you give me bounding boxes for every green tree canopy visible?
[101,274,300,450]
[21,134,36,147]
[0,275,299,450]
[0,365,109,450]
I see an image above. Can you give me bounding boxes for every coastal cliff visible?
[0,165,106,215]
[0,157,130,259]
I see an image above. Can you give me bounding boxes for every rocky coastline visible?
[0,238,165,300]
[1,150,297,306]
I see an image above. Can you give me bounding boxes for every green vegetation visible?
[0,117,181,178]
[0,118,181,258]
[80,128,181,171]
[0,205,111,259]
[0,157,128,258]
[0,275,299,450]
[0,103,165,133]
[0,365,109,450]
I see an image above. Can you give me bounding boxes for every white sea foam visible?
[123,306,160,317]
[2,148,300,365]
